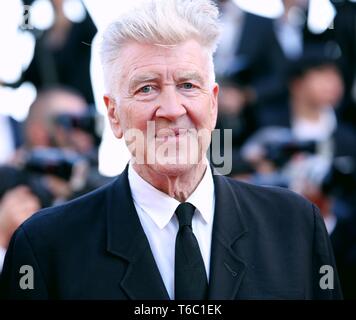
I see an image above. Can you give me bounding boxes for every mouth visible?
[155,128,189,140]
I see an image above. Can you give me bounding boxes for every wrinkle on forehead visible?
[153,43,178,49]
[127,39,206,62]
[128,69,206,90]
[115,40,211,93]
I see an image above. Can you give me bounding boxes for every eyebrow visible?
[128,73,161,91]
[174,71,205,85]
[128,70,206,91]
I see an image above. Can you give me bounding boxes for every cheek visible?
[312,78,341,104]
[122,101,155,132]
[306,78,326,100]
[329,76,344,98]
[184,96,215,129]
[314,83,327,98]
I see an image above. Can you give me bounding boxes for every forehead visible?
[117,39,210,83]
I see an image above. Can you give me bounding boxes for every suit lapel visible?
[106,166,169,300]
[104,165,248,300]
[208,173,248,299]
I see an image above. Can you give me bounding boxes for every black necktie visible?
[174,202,208,300]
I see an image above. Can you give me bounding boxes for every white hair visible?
[100,0,221,94]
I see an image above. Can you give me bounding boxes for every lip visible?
[155,128,189,139]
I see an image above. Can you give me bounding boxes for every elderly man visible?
[0,0,341,300]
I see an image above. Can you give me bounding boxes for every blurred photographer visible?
[241,44,356,173]
[236,45,356,298]
[23,86,88,150]
[286,44,356,216]
[19,86,107,197]
[0,87,108,270]
[288,155,356,299]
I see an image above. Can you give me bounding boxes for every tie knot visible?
[175,202,195,228]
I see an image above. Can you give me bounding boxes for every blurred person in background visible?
[213,0,245,79]
[17,0,97,104]
[0,86,109,272]
[239,44,356,211]
[287,49,356,298]
[235,45,356,298]
[331,0,356,125]
[23,86,88,149]
[22,86,102,164]
[290,157,356,299]
[285,44,348,144]
[16,86,108,200]
[214,0,323,174]
[214,0,337,145]
[285,44,356,202]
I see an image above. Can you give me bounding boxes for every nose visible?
[155,85,187,122]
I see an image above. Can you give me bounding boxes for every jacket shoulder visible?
[19,177,118,242]
[224,175,311,203]
[220,175,317,226]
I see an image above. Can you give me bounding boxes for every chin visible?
[148,162,197,177]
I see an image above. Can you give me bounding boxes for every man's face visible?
[300,66,344,108]
[105,39,219,176]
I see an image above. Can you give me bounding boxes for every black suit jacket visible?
[0,166,342,299]
[235,12,334,106]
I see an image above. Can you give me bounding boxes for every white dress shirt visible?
[128,162,215,299]
[0,115,16,165]
[292,107,337,142]
[274,18,303,60]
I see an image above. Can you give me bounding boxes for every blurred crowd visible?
[214,0,356,298]
[0,0,355,298]
[0,0,111,275]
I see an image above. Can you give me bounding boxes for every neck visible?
[132,161,208,202]
[291,95,321,122]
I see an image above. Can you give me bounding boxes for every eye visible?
[181,82,194,90]
[138,85,153,94]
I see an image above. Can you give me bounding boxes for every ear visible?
[103,95,123,139]
[210,83,219,129]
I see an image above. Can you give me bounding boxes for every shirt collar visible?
[128,162,215,229]
[186,165,215,225]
